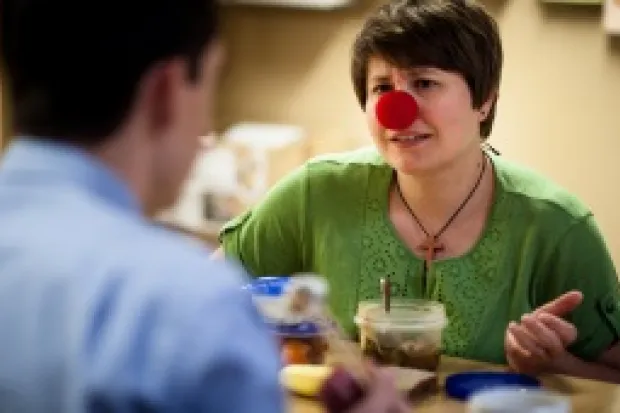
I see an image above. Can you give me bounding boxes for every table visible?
[288,356,620,412]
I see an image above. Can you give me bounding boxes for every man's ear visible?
[135,59,186,139]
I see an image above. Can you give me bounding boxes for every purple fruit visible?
[318,366,366,413]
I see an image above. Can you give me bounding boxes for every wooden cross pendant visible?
[418,236,445,268]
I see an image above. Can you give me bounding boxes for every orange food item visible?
[282,340,312,365]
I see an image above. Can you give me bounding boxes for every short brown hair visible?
[351,0,503,139]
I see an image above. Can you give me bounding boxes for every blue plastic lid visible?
[445,371,541,401]
[271,321,321,337]
[245,276,291,296]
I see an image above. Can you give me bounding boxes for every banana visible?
[280,364,334,398]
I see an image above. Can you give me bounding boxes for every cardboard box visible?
[222,123,309,205]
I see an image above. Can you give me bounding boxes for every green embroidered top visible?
[220,147,620,364]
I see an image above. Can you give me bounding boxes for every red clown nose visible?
[375,91,418,131]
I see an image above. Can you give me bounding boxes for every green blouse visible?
[220,147,620,364]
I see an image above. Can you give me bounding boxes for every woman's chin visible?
[384,153,441,176]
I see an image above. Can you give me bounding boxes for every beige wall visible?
[218,0,620,265]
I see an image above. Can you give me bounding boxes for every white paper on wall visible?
[604,0,620,36]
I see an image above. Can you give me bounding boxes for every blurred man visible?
[0,0,408,412]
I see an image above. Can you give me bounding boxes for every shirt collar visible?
[0,136,141,215]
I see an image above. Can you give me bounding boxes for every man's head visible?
[1,0,223,213]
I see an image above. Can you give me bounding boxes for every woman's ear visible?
[479,90,499,121]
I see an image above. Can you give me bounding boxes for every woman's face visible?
[365,55,493,175]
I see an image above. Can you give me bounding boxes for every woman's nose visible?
[375,90,419,131]
[391,69,418,95]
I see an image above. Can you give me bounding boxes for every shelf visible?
[220,0,354,10]
[539,0,602,4]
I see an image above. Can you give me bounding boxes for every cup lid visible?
[467,387,570,412]
[270,321,322,337]
[245,276,291,297]
[355,299,446,332]
[445,371,541,401]
[246,275,328,299]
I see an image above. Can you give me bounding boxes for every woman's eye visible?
[413,78,438,89]
[371,83,393,94]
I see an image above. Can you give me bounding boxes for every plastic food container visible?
[467,387,570,413]
[246,275,330,365]
[354,299,447,371]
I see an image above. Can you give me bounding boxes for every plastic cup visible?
[354,299,447,371]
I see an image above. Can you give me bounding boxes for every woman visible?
[217,0,620,381]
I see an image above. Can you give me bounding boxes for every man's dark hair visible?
[351,0,503,139]
[0,0,219,146]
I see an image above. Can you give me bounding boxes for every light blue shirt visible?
[0,138,285,413]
